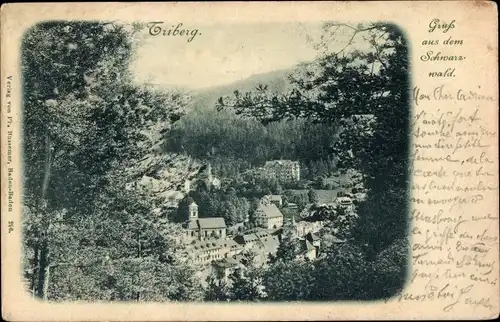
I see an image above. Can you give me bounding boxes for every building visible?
[335,196,354,212]
[302,239,317,260]
[291,216,324,238]
[294,233,321,261]
[211,254,246,283]
[306,232,321,254]
[185,202,227,240]
[254,198,284,229]
[233,229,280,264]
[261,160,300,182]
[264,195,283,207]
[186,237,244,265]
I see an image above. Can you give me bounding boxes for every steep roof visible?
[305,239,315,251]
[198,217,226,229]
[264,160,299,167]
[187,217,226,230]
[257,234,280,254]
[256,203,283,218]
[268,195,282,201]
[306,232,320,241]
[236,230,279,255]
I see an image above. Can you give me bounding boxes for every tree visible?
[274,228,302,262]
[22,21,137,299]
[366,237,409,300]
[247,197,261,227]
[228,251,267,301]
[170,196,194,223]
[217,22,409,259]
[282,190,294,206]
[263,260,316,301]
[314,176,325,189]
[21,21,200,301]
[311,242,370,300]
[205,272,230,301]
[215,23,409,299]
[307,188,319,204]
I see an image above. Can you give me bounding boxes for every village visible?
[20,20,410,303]
[168,159,366,286]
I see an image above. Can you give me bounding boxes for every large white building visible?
[260,160,300,182]
[254,197,284,229]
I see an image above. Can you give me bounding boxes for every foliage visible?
[307,204,358,239]
[163,108,339,180]
[173,188,250,226]
[204,271,230,301]
[310,242,370,300]
[263,260,316,300]
[217,21,409,263]
[215,22,409,299]
[227,251,267,301]
[261,236,409,302]
[273,228,302,262]
[365,237,409,299]
[21,21,199,301]
[283,190,309,211]
[307,188,319,204]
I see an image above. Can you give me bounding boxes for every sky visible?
[130,22,326,90]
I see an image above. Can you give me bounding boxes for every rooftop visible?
[235,230,280,254]
[336,196,353,204]
[304,239,315,251]
[188,237,241,251]
[213,254,245,268]
[306,232,320,241]
[267,195,282,201]
[187,217,227,230]
[264,160,299,167]
[256,202,283,219]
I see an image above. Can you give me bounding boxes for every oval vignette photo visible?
[20,21,411,302]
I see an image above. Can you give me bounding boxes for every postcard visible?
[1,1,498,320]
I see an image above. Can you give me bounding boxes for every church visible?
[184,201,227,240]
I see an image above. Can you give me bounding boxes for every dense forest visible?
[163,108,340,180]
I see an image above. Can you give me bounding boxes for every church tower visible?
[189,201,199,220]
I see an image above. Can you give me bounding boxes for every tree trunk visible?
[43,265,50,301]
[41,131,52,199]
[36,131,53,298]
[29,244,39,297]
[136,230,141,301]
[43,264,51,300]
[36,242,48,298]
